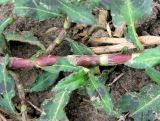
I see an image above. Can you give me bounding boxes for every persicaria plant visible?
[0,0,160,121]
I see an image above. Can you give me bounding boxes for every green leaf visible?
[66,38,93,55]
[38,91,69,121]
[89,0,101,6]
[14,0,63,21]
[0,17,14,54]
[0,55,16,114]
[14,0,96,24]
[117,84,160,121]
[86,73,121,117]
[58,0,96,25]
[35,57,80,92]
[0,0,11,4]
[38,69,87,121]
[4,31,45,50]
[42,57,79,74]
[100,0,111,9]
[53,68,88,92]
[0,17,14,34]
[108,0,152,49]
[146,67,160,85]
[0,35,8,54]
[98,67,115,84]
[29,72,59,92]
[125,47,160,69]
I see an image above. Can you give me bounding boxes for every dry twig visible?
[27,101,42,114]
[0,113,7,121]
[10,72,28,121]
[90,36,160,54]
[108,73,124,87]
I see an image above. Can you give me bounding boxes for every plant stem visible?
[46,17,70,54]
[0,54,132,69]
[0,17,14,34]
[126,0,143,50]
[27,101,43,114]
[0,112,7,121]
[46,29,67,54]
[10,72,27,121]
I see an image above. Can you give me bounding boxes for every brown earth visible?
[0,0,160,121]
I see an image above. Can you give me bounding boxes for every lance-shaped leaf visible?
[0,55,17,114]
[38,69,87,121]
[66,38,93,55]
[117,84,160,121]
[125,47,160,69]
[86,73,121,118]
[0,17,14,54]
[34,57,80,92]
[42,57,79,74]
[107,0,152,49]
[146,67,160,85]
[58,0,96,25]
[4,31,45,50]
[14,0,63,21]
[29,71,59,92]
[0,0,11,4]
[100,0,111,9]
[0,17,14,34]
[0,35,8,54]
[14,0,96,25]
[89,0,101,6]
[98,67,115,84]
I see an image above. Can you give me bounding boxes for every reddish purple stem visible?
[0,54,131,69]
[108,54,131,65]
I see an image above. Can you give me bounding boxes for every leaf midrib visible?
[2,58,15,113]
[131,57,160,64]
[131,94,160,116]
[52,90,67,121]
[89,77,113,114]
[58,1,91,22]
[31,73,58,91]
[0,18,12,34]
[15,6,62,17]
[70,41,83,55]
[126,0,139,46]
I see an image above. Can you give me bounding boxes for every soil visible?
[0,1,160,121]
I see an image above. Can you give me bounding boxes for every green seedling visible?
[0,0,160,121]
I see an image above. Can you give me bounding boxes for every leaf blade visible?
[67,38,93,55]
[0,17,14,34]
[125,47,160,69]
[117,84,160,121]
[29,71,59,92]
[0,0,11,5]
[0,55,17,114]
[109,0,152,49]
[41,57,79,73]
[0,35,8,54]
[4,31,45,50]
[146,67,160,85]
[38,69,87,121]
[14,0,63,21]
[58,0,96,25]
[86,73,120,117]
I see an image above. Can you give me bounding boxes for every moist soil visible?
[0,0,160,121]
